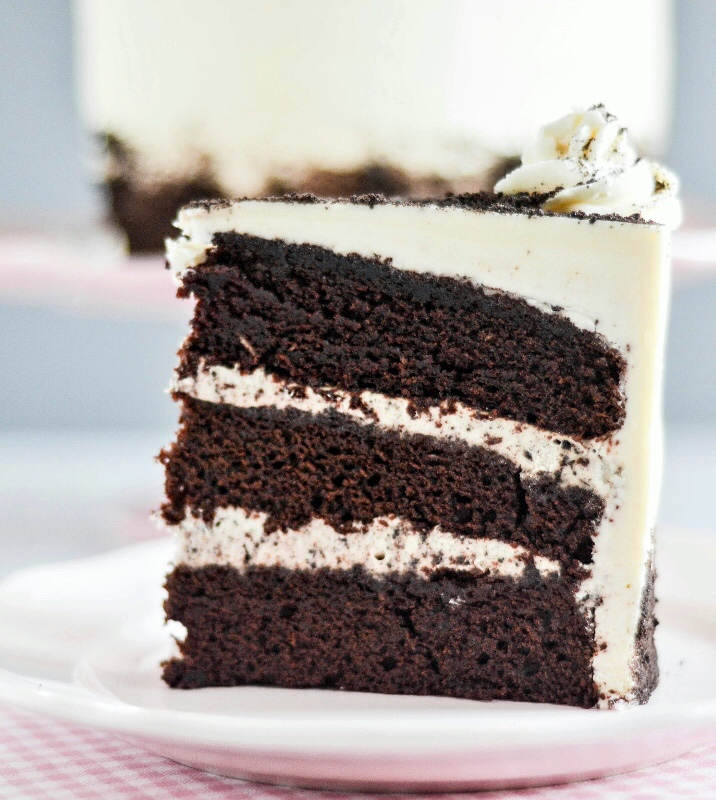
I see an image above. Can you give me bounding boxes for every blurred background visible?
[1,0,714,574]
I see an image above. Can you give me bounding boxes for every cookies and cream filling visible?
[169,507,561,581]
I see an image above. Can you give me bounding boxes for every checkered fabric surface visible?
[0,705,714,799]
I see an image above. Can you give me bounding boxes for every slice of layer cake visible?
[158,107,680,708]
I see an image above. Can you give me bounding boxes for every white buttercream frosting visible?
[168,507,560,580]
[174,363,619,499]
[495,106,681,228]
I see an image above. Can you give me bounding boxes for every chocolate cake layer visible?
[163,564,599,707]
[176,234,626,439]
[160,398,603,567]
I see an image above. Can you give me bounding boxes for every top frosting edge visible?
[179,105,679,229]
[180,189,658,227]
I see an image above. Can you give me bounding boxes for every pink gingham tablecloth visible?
[0,706,714,800]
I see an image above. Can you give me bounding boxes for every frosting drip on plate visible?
[495,105,681,227]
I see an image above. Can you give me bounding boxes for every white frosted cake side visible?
[159,108,678,707]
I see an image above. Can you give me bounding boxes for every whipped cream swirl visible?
[495,105,681,227]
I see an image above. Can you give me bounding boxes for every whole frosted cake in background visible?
[158,107,680,708]
[75,0,673,250]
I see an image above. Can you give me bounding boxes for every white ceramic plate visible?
[0,529,714,792]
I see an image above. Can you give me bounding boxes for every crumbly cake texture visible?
[160,183,669,708]
[163,564,599,707]
[177,234,626,439]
